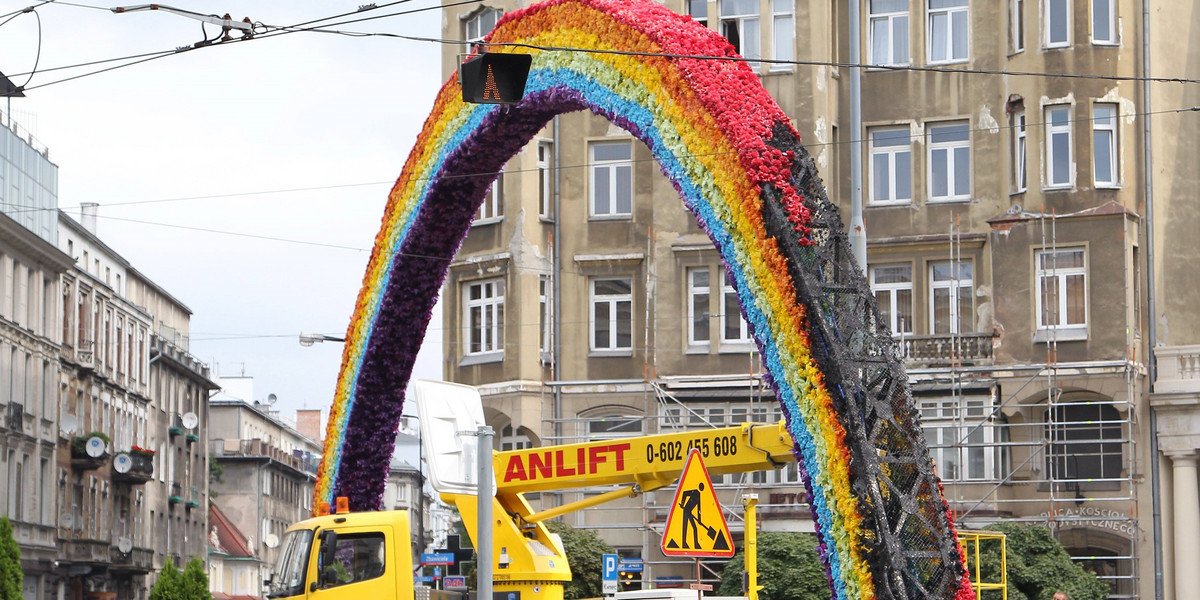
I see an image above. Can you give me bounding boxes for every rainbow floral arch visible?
[315,1,974,598]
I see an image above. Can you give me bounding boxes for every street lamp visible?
[298,332,345,347]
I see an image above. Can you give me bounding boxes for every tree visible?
[543,520,615,600]
[716,532,829,600]
[149,560,182,600]
[0,517,22,600]
[969,523,1110,600]
[180,558,213,600]
[208,453,224,499]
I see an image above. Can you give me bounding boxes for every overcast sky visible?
[1,0,446,422]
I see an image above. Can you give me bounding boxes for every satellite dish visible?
[85,436,107,458]
[182,412,199,430]
[264,534,279,549]
[265,393,278,406]
[59,513,73,528]
[117,537,133,553]
[61,414,79,435]
[113,453,132,473]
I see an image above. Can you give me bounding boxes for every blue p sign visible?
[602,554,618,581]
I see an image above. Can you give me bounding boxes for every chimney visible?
[296,409,324,442]
[80,202,99,235]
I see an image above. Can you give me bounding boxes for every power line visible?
[89,213,371,251]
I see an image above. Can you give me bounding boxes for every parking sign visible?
[602,554,618,595]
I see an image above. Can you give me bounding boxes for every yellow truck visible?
[268,381,797,600]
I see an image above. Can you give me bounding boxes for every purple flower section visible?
[333,88,587,510]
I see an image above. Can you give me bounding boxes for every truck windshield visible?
[268,529,313,598]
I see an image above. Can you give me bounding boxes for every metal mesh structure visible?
[762,124,965,600]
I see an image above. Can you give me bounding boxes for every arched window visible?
[1046,401,1123,481]
[585,412,643,441]
[499,424,532,451]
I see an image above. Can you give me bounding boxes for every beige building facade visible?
[439,0,1200,598]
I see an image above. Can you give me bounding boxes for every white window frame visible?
[719,267,753,347]
[1092,103,1119,187]
[462,278,505,357]
[539,275,552,358]
[720,0,761,63]
[1091,0,1116,45]
[770,0,795,70]
[1035,247,1088,332]
[590,277,633,353]
[538,141,553,219]
[1012,110,1027,192]
[463,7,502,53]
[869,126,913,205]
[586,412,644,440]
[500,424,533,451]
[1044,105,1073,189]
[474,173,503,224]
[869,0,910,67]
[929,260,973,334]
[1044,0,1070,48]
[927,121,971,202]
[687,0,708,27]
[589,141,633,219]
[926,0,969,64]
[870,264,914,335]
[920,397,997,481]
[687,268,711,347]
[1011,0,1025,53]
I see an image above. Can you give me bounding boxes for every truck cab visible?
[267,507,415,600]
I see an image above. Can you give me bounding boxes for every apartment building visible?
[439,0,1200,598]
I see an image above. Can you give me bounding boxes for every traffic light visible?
[459,52,532,105]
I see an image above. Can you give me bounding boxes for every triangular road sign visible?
[660,448,735,558]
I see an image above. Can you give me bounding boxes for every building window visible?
[927,121,970,202]
[587,413,644,440]
[463,278,505,356]
[1047,402,1123,481]
[1045,105,1073,189]
[321,533,387,587]
[927,0,968,64]
[1091,0,1115,44]
[869,127,912,205]
[870,264,913,335]
[719,267,752,344]
[537,141,553,219]
[929,260,972,334]
[1012,110,1027,192]
[869,0,909,66]
[1036,247,1087,330]
[475,173,503,223]
[1093,104,1118,187]
[921,397,997,481]
[1010,0,1024,52]
[464,7,502,52]
[688,0,708,27]
[590,277,633,352]
[539,275,551,356]
[1044,0,1070,48]
[687,268,711,346]
[771,0,794,68]
[720,0,760,62]
[500,424,533,451]
[589,141,633,218]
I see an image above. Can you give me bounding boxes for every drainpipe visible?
[1141,1,1163,598]
[552,115,563,468]
[847,0,866,272]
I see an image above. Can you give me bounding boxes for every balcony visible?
[112,451,154,485]
[70,434,111,471]
[215,438,319,475]
[1154,345,1200,394]
[4,402,22,432]
[897,332,996,366]
[185,486,201,510]
[168,482,183,505]
[62,539,110,564]
[110,546,154,574]
[73,340,95,369]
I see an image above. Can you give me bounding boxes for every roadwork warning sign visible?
[660,448,734,558]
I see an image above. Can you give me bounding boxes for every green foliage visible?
[717,532,829,600]
[0,517,23,600]
[543,520,615,600]
[968,523,1111,600]
[70,431,112,457]
[180,558,212,600]
[208,454,223,498]
[149,560,182,600]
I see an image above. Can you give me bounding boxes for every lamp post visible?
[298,332,345,347]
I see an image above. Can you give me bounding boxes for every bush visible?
[0,517,22,600]
[969,523,1111,600]
[543,521,615,600]
[717,532,829,600]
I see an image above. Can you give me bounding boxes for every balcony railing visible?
[63,539,110,563]
[112,451,154,485]
[185,486,201,510]
[1155,345,1200,393]
[168,482,183,505]
[110,546,154,574]
[897,332,996,365]
[74,339,95,368]
[214,438,319,475]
